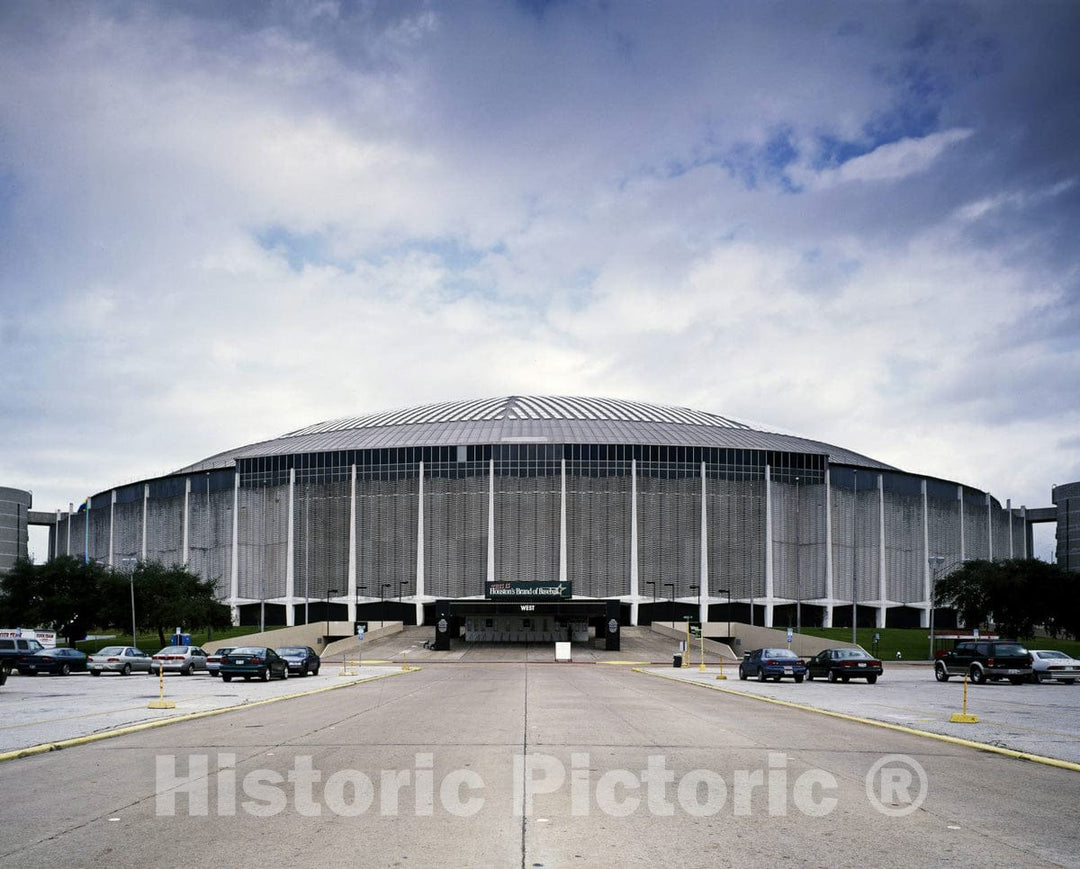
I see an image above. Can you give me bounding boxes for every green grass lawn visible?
[75,625,258,654]
[800,627,1080,661]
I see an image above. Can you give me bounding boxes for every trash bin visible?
[673,653,682,668]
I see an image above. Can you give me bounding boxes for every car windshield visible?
[97,646,124,655]
[836,649,870,659]
[157,647,186,654]
[229,647,265,655]
[213,648,234,655]
[765,649,798,658]
[1036,650,1069,660]
[277,648,306,655]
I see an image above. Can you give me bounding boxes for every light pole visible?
[682,615,692,668]
[121,557,138,646]
[718,587,731,640]
[928,556,945,661]
[326,587,339,642]
[663,582,675,624]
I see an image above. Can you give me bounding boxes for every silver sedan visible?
[1030,649,1080,684]
[88,646,154,676]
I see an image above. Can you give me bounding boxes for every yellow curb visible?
[0,668,416,764]
[596,661,651,666]
[632,668,1080,774]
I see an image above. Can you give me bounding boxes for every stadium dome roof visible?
[176,396,896,473]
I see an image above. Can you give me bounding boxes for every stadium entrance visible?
[432,582,621,651]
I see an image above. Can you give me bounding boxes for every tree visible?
[132,561,231,647]
[0,556,107,645]
[934,558,1080,640]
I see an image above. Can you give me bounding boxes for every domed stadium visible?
[51,396,1036,640]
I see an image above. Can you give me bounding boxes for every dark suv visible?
[935,640,1032,685]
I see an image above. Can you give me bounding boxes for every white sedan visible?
[1030,649,1080,684]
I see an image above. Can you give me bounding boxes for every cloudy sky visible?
[2,1,1077,561]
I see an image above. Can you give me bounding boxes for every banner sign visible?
[485,581,572,600]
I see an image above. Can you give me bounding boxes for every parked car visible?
[150,645,209,676]
[88,646,153,676]
[1029,649,1080,684]
[934,640,1032,685]
[739,648,806,682]
[206,647,236,677]
[275,646,321,676]
[17,647,88,676]
[219,646,289,682]
[0,636,46,671]
[806,648,883,684]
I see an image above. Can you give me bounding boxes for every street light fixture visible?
[928,556,945,661]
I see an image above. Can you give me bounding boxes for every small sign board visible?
[786,627,793,643]
[555,641,572,662]
[486,580,572,600]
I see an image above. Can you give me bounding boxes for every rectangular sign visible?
[485,581,572,600]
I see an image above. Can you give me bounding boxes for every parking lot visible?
[642,662,1080,766]
[0,665,410,757]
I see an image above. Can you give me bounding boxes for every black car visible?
[219,646,289,682]
[738,648,806,682]
[17,647,88,676]
[806,648,883,684]
[935,640,1032,685]
[275,646,321,676]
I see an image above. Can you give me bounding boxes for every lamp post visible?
[121,557,138,646]
[663,582,674,624]
[718,587,731,640]
[682,615,692,668]
[326,587,339,642]
[381,583,391,627]
[928,556,945,661]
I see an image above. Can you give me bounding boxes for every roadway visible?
[2,658,1079,867]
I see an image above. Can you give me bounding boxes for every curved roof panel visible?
[175,396,896,473]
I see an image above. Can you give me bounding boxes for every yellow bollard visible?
[949,673,978,723]
[715,657,727,681]
[698,628,706,673]
[147,661,176,709]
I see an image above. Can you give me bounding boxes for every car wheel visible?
[1033,672,1045,684]
[181,665,192,676]
[121,663,132,676]
[1008,676,1025,685]
[1063,679,1076,685]
[866,675,878,685]
[281,667,288,680]
[261,667,270,682]
[312,666,319,676]
[90,669,101,676]
[757,667,766,683]
[934,662,950,682]
[794,675,804,683]
[300,665,308,677]
[59,664,71,676]
[738,668,747,681]
[222,675,232,682]
[969,665,986,685]
[841,675,850,683]
[806,670,814,681]
[827,670,837,683]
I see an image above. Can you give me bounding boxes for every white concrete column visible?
[108,491,116,567]
[630,458,639,625]
[921,479,931,628]
[559,458,568,588]
[416,461,425,626]
[699,462,708,625]
[182,477,191,566]
[958,485,966,561]
[877,474,886,629]
[230,472,240,624]
[824,468,833,628]
[487,458,495,585]
[286,468,296,626]
[348,464,357,621]
[141,484,148,561]
[764,465,774,628]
